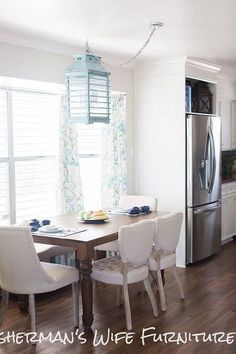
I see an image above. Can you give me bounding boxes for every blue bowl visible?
[140,206,150,213]
[128,207,140,215]
[31,219,40,226]
[30,225,39,232]
[42,219,51,226]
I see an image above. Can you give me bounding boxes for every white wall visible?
[0,41,135,191]
[217,73,236,103]
[217,70,236,151]
[134,60,186,266]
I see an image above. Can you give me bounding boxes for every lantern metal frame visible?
[65,53,110,124]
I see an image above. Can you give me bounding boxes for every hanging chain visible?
[86,22,163,69]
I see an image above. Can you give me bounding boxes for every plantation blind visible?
[0,90,9,222]
[12,91,60,221]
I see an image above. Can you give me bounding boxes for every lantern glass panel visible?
[66,58,110,124]
[88,73,110,123]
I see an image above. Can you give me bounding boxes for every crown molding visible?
[136,56,222,72]
[186,58,221,73]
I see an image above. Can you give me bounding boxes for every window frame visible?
[0,87,61,224]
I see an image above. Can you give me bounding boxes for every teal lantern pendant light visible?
[65,47,110,124]
[65,22,163,124]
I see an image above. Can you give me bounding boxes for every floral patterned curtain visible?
[101,93,127,209]
[59,96,84,214]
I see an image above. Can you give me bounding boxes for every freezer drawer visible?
[187,202,221,263]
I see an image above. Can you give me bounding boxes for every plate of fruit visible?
[79,210,110,224]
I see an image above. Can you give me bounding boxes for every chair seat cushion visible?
[34,263,79,294]
[95,240,119,252]
[148,251,176,271]
[91,256,148,285]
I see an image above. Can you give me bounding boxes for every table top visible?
[32,211,171,259]
[32,211,168,249]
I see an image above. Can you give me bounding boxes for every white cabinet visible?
[221,194,236,241]
[220,100,236,150]
[221,182,236,242]
[227,194,236,235]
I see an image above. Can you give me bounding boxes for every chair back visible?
[119,194,157,211]
[118,220,155,265]
[154,212,183,253]
[0,226,53,294]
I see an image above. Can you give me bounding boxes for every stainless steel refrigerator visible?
[186,114,221,264]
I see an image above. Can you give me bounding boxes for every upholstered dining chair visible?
[148,212,184,311]
[95,194,158,253]
[91,220,158,330]
[0,226,79,331]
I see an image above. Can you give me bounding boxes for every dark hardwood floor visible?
[0,240,236,354]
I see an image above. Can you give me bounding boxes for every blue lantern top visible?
[65,54,110,76]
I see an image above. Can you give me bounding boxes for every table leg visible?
[18,294,29,313]
[79,259,94,330]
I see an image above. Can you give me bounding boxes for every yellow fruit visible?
[93,209,104,213]
[92,211,106,217]
[80,209,107,220]
[90,215,107,220]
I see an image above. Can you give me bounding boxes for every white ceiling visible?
[0,0,236,68]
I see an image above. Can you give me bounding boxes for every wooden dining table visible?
[32,211,165,330]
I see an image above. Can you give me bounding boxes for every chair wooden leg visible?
[157,270,167,311]
[72,282,79,328]
[122,283,132,330]
[116,286,122,306]
[148,271,154,284]
[172,265,184,299]
[143,278,158,317]
[0,290,9,327]
[29,294,36,332]
[149,271,158,293]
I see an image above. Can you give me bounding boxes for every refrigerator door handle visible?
[199,124,215,192]
[199,159,207,190]
[207,127,216,193]
[194,202,221,215]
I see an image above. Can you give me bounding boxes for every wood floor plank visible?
[0,240,236,353]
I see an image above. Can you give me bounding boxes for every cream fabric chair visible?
[95,194,157,253]
[92,220,158,330]
[148,212,184,311]
[0,226,79,331]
